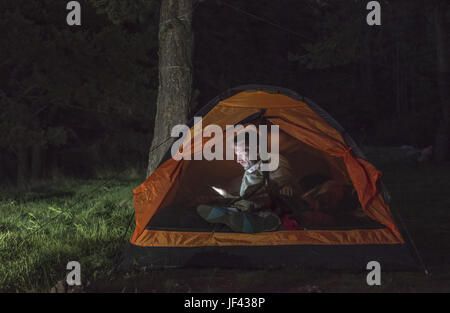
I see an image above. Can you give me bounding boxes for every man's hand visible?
[280,185,294,197]
[211,186,238,199]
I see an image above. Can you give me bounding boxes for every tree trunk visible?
[50,149,59,180]
[0,152,4,184]
[362,40,374,100]
[395,41,406,117]
[433,1,450,163]
[31,144,42,181]
[17,144,28,189]
[146,0,194,177]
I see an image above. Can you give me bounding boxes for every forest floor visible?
[1,162,450,293]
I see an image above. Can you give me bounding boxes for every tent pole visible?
[392,206,429,275]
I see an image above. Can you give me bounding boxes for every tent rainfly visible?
[120,85,419,270]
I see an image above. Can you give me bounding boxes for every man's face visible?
[234,145,250,169]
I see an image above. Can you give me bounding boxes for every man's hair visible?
[234,129,259,151]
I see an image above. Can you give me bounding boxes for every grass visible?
[0,177,138,292]
[0,162,449,292]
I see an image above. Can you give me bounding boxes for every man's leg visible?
[197,205,280,233]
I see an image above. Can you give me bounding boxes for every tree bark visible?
[433,1,449,163]
[31,144,42,181]
[147,0,194,177]
[0,152,2,183]
[50,149,59,179]
[17,144,28,189]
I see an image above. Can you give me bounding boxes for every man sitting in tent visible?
[196,125,372,232]
[197,130,303,233]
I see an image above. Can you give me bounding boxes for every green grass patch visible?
[0,178,138,292]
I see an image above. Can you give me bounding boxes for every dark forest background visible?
[1,0,449,188]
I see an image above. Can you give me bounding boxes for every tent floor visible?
[146,204,384,233]
[118,243,419,271]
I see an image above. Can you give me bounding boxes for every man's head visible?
[232,124,281,172]
[234,144,251,169]
[234,129,259,169]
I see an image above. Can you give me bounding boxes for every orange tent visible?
[122,85,417,270]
